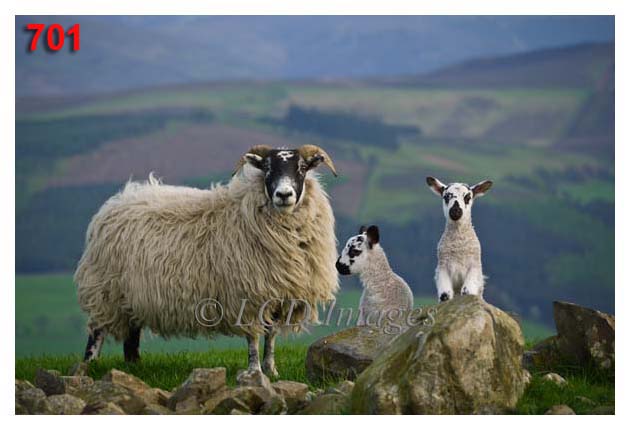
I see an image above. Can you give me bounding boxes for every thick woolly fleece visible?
[357,244,414,325]
[75,168,339,341]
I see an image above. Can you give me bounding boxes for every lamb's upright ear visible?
[359,225,367,234]
[426,177,446,196]
[471,180,493,198]
[366,225,380,249]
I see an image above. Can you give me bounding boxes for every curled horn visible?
[298,144,338,177]
[232,145,273,176]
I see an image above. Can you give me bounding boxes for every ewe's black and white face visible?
[336,226,380,275]
[245,149,325,213]
[426,177,493,223]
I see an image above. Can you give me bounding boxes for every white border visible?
[3,1,627,428]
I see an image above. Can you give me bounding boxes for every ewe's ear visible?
[472,180,493,197]
[244,153,266,171]
[366,225,380,248]
[426,177,446,196]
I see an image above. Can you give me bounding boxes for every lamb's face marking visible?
[426,177,493,223]
[336,225,380,275]
[336,234,369,275]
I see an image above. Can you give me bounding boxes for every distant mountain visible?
[15,15,613,96]
[384,42,614,89]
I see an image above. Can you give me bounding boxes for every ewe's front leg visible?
[435,267,453,302]
[262,326,279,378]
[246,334,262,373]
[461,267,484,298]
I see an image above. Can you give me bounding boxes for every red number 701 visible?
[26,23,80,52]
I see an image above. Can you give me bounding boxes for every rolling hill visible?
[15,42,614,356]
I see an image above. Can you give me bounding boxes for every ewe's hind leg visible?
[262,326,279,378]
[123,325,142,363]
[246,334,262,373]
[84,324,106,362]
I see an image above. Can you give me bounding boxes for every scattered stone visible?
[300,393,348,415]
[544,404,575,415]
[236,368,274,393]
[211,395,251,415]
[47,394,86,415]
[174,396,203,414]
[230,409,251,415]
[142,403,173,415]
[15,379,35,392]
[230,386,273,413]
[68,362,88,377]
[351,295,527,414]
[325,380,355,396]
[260,394,288,415]
[82,401,126,415]
[34,369,65,395]
[166,368,226,410]
[523,336,562,371]
[306,326,399,383]
[73,380,146,414]
[15,386,51,414]
[272,380,309,413]
[542,372,568,387]
[553,301,615,370]
[103,369,150,394]
[522,370,532,386]
[146,387,172,406]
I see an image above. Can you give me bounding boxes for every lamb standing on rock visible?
[336,225,414,326]
[75,145,339,377]
[426,177,493,302]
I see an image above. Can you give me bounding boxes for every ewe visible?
[426,177,493,302]
[75,145,339,376]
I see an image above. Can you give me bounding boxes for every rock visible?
[210,395,251,415]
[142,403,173,415]
[47,394,87,414]
[166,368,226,410]
[236,368,274,392]
[325,380,355,396]
[230,408,251,415]
[300,393,348,414]
[34,368,94,396]
[306,326,399,382]
[68,362,88,377]
[542,372,567,387]
[73,380,146,414]
[553,301,615,370]
[523,336,562,371]
[522,369,532,386]
[15,379,35,392]
[351,295,527,414]
[103,369,150,394]
[174,396,203,414]
[147,388,172,406]
[272,380,309,413]
[34,369,64,395]
[545,404,575,415]
[260,395,288,415]
[82,401,126,415]
[230,386,273,413]
[15,386,52,414]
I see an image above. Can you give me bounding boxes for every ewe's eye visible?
[464,194,471,205]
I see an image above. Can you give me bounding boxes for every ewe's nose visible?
[449,202,463,221]
[275,190,293,200]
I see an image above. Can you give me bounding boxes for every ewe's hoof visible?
[263,365,279,379]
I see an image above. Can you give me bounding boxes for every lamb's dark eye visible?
[348,248,362,258]
[443,193,451,204]
[464,194,471,205]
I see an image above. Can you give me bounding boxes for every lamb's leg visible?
[246,334,262,373]
[435,267,453,302]
[461,268,484,298]
[123,325,142,363]
[262,326,279,378]
[83,323,106,362]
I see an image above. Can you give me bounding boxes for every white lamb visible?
[336,225,414,326]
[426,177,493,302]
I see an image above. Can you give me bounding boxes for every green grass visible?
[15,345,341,391]
[516,364,614,414]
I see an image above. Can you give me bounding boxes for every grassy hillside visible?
[15,43,614,355]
